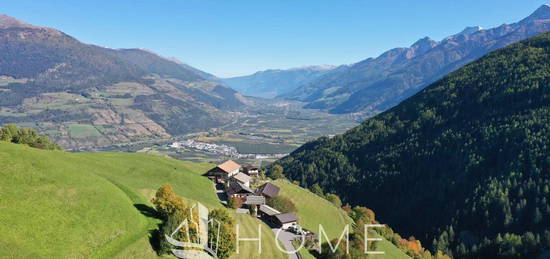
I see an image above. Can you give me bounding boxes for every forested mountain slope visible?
[275,33,550,258]
[284,4,550,117]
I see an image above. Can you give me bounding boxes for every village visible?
[170,139,289,159]
[204,160,319,257]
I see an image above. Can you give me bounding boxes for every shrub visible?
[228,196,242,209]
[269,164,285,179]
[248,204,257,216]
[310,184,324,198]
[267,195,297,213]
[208,209,236,259]
[0,124,61,150]
[325,193,342,207]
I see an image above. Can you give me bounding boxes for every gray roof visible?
[233,172,252,184]
[226,181,254,196]
[259,205,281,216]
[274,213,298,224]
[244,195,266,205]
[255,182,280,198]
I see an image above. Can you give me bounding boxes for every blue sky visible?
[3,0,549,77]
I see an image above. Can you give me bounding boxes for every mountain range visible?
[0,14,246,149]
[287,4,550,115]
[222,65,343,98]
[224,5,550,118]
[274,32,550,258]
[1,4,549,151]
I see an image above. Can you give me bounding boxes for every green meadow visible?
[0,142,406,258]
[0,142,286,258]
[0,142,222,258]
[274,180,410,259]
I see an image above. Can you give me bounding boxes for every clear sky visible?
[3,0,549,77]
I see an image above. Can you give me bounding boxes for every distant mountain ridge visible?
[0,14,245,149]
[222,65,343,98]
[282,4,550,116]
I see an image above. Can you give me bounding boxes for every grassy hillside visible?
[0,142,149,258]
[0,142,224,257]
[276,33,550,258]
[274,180,352,239]
[0,141,407,258]
[274,180,410,259]
[231,214,286,259]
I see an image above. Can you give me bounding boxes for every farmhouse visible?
[258,205,299,229]
[274,213,299,230]
[243,164,259,177]
[231,172,252,187]
[258,204,281,217]
[226,181,254,198]
[205,160,241,183]
[255,182,280,198]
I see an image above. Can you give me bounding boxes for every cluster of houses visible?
[205,160,299,230]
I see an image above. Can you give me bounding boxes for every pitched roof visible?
[243,164,259,170]
[233,172,251,184]
[217,160,241,173]
[259,205,281,216]
[274,213,298,224]
[226,181,253,196]
[244,195,266,205]
[255,182,280,198]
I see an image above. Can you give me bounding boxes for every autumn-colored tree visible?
[153,184,186,218]
[341,205,352,213]
[350,206,376,224]
[208,209,236,259]
[398,236,422,255]
[153,184,200,255]
[227,196,242,209]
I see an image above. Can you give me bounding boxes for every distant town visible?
[170,139,288,159]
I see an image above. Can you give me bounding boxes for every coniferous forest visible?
[275,32,550,258]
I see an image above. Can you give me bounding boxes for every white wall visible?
[229,169,239,177]
[281,222,295,230]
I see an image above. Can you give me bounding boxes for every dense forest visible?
[274,33,550,258]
